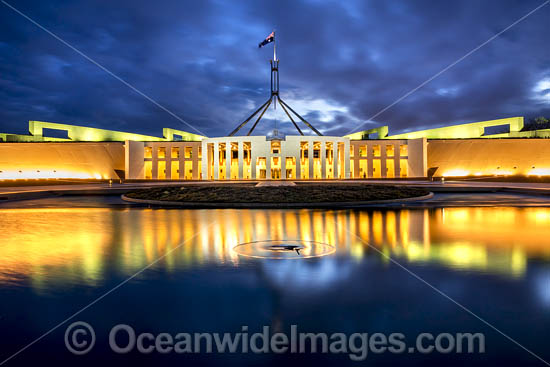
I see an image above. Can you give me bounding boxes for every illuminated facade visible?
[1,116,550,180]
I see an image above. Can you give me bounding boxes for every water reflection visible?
[1,207,550,289]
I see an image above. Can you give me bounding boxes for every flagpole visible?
[273,30,277,62]
[227,29,323,136]
[273,30,277,112]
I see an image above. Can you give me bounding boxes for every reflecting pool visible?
[0,206,549,366]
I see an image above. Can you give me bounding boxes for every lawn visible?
[125,184,430,203]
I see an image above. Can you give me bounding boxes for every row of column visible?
[201,139,351,180]
[147,144,201,180]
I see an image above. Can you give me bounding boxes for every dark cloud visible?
[0,0,548,138]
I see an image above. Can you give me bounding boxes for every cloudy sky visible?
[1,0,549,138]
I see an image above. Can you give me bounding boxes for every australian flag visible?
[258,31,275,48]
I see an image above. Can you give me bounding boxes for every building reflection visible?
[1,207,550,290]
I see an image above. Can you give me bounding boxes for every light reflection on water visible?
[1,207,550,290]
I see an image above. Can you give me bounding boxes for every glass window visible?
[144,146,152,159]
[158,147,166,159]
[373,145,381,157]
[171,161,179,179]
[400,159,408,177]
[144,161,152,179]
[271,141,281,154]
[301,142,309,159]
[400,145,408,156]
[171,147,179,159]
[158,161,166,179]
[386,145,394,157]
[185,146,193,158]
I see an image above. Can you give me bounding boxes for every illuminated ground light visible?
[445,169,514,177]
[527,168,550,176]
[442,169,470,177]
[0,170,105,180]
[492,169,514,176]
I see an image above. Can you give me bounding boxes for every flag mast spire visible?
[227,30,323,136]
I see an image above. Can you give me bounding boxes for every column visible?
[238,141,244,179]
[152,145,158,179]
[407,138,427,177]
[394,143,400,178]
[250,141,257,180]
[192,144,199,179]
[182,145,189,180]
[213,142,219,180]
[201,141,207,179]
[226,141,231,180]
[381,144,387,178]
[266,150,271,180]
[280,141,287,179]
[308,140,313,180]
[124,140,145,179]
[165,145,172,180]
[321,141,326,179]
[296,147,301,180]
[333,140,338,179]
[344,139,350,179]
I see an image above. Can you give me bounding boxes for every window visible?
[219,143,226,163]
[158,161,166,179]
[256,157,267,179]
[372,159,381,178]
[171,161,179,179]
[386,145,394,157]
[313,142,321,159]
[144,161,152,179]
[360,145,367,157]
[144,147,152,159]
[185,146,193,159]
[400,159,408,177]
[158,147,166,159]
[171,147,179,159]
[184,161,193,179]
[359,160,368,179]
[373,145,381,157]
[285,157,296,179]
[386,159,395,178]
[271,141,281,155]
[325,142,333,162]
[243,142,251,164]
[400,145,408,156]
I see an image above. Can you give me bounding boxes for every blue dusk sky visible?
[1,0,549,138]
